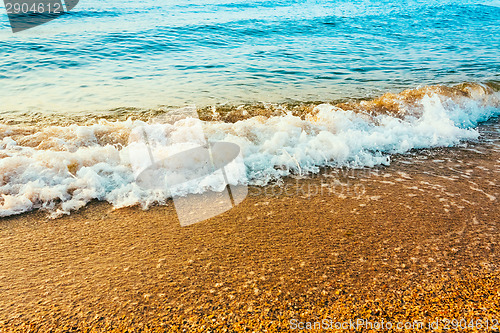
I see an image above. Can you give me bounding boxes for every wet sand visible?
[0,126,499,332]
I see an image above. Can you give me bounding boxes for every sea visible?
[0,0,499,217]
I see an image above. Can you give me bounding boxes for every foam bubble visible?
[0,86,498,217]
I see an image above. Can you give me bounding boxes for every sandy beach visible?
[0,124,498,332]
[1,0,499,331]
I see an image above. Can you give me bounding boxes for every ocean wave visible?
[0,82,499,218]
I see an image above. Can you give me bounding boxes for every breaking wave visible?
[0,82,499,217]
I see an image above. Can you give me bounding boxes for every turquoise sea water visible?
[0,0,499,218]
[0,0,499,113]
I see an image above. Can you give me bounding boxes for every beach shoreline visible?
[0,133,499,332]
[1,0,499,331]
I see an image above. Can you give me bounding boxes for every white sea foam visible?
[0,90,499,217]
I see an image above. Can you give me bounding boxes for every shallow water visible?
[0,0,499,217]
[0,0,499,112]
[0,84,498,217]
